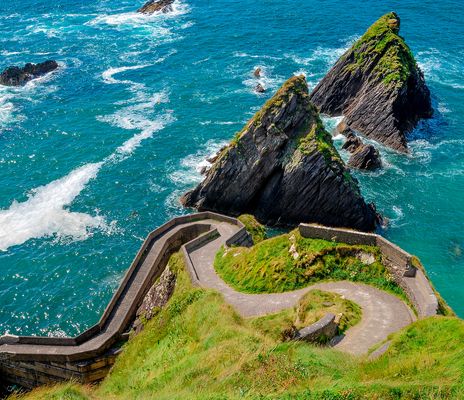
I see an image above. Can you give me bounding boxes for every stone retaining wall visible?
[299,224,438,317]
[294,313,338,343]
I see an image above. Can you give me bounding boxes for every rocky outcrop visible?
[181,75,379,231]
[348,143,381,170]
[138,0,174,14]
[0,60,58,86]
[131,266,176,335]
[310,12,432,153]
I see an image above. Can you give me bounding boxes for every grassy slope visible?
[214,230,405,301]
[14,253,464,400]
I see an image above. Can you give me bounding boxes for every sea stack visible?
[0,60,58,86]
[310,12,432,153]
[181,75,379,231]
[138,0,174,14]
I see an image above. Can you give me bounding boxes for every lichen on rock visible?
[181,75,379,231]
[310,12,432,153]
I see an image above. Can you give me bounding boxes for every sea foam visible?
[0,163,106,251]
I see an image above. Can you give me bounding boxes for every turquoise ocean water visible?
[0,0,463,336]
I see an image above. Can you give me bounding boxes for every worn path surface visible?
[188,221,416,355]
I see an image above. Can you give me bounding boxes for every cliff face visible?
[310,12,432,153]
[181,75,379,231]
[0,61,58,86]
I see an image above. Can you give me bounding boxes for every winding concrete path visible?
[188,221,416,355]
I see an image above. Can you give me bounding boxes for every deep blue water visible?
[0,0,463,336]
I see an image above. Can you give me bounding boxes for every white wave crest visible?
[0,163,107,251]
[169,140,228,185]
[102,64,151,85]
[87,1,189,26]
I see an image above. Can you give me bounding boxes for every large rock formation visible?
[0,60,58,86]
[181,75,379,231]
[138,0,174,14]
[310,12,432,153]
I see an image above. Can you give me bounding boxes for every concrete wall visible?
[299,223,438,318]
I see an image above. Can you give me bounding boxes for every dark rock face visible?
[0,60,58,86]
[310,12,432,153]
[181,75,379,231]
[138,0,174,14]
[348,144,382,170]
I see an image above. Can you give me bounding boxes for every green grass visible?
[214,230,404,301]
[346,12,418,87]
[14,253,464,400]
[238,214,267,244]
[251,290,362,341]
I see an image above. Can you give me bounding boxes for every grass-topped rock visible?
[214,229,405,300]
[182,75,379,231]
[310,12,432,153]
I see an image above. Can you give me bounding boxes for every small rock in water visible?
[137,0,174,14]
[342,134,363,153]
[255,83,265,93]
[0,60,58,86]
[254,67,262,78]
[348,144,382,171]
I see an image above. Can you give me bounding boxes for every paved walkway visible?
[188,221,416,355]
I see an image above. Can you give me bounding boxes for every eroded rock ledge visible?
[0,60,58,86]
[182,75,379,231]
[310,12,432,153]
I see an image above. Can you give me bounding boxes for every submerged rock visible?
[181,75,379,231]
[310,12,432,153]
[0,60,58,86]
[348,143,382,171]
[138,0,174,14]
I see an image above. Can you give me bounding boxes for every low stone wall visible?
[294,313,338,343]
[299,223,438,317]
[0,212,240,390]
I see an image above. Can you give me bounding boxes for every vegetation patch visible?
[14,253,464,400]
[251,289,361,341]
[214,230,404,300]
[347,12,417,87]
[238,214,267,244]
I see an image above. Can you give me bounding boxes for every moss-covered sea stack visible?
[181,75,379,231]
[310,12,432,152]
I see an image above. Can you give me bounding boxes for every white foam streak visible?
[0,163,106,251]
[102,64,151,85]
[0,64,172,251]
